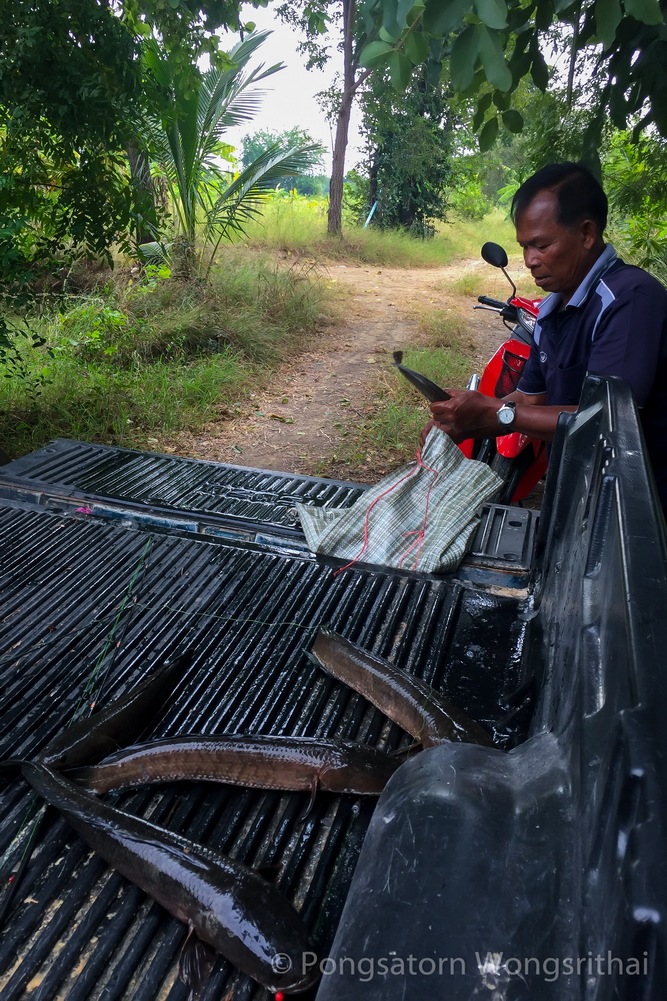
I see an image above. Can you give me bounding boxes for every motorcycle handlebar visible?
[477,295,507,309]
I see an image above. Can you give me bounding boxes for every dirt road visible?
[162,259,504,482]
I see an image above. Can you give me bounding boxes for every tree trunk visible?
[327,85,355,236]
[326,0,370,236]
[126,143,157,247]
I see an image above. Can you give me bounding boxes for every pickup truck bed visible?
[0,375,665,1000]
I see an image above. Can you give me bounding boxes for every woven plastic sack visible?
[297,427,502,573]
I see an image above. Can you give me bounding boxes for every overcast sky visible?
[224,6,364,172]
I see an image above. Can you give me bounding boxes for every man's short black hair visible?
[511,162,608,234]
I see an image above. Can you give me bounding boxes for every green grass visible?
[437,211,518,260]
[231,194,517,268]
[446,261,537,301]
[0,254,331,460]
[339,310,480,469]
[1,351,250,455]
[0,207,515,466]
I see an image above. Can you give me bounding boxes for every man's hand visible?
[419,419,436,447]
[429,390,503,443]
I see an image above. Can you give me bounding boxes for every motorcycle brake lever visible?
[392,351,451,402]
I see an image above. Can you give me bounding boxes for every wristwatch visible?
[497,401,517,428]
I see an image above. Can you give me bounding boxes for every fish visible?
[20,761,319,996]
[309,628,494,748]
[38,650,194,770]
[393,350,451,402]
[67,734,401,800]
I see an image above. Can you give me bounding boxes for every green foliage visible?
[58,303,132,359]
[359,0,667,143]
[0,0,274,387]
[0,250,328,458]
[448,175,493,221]
[359,70,456,236]
[0,1,140,294]
[342,170,371,225]
[445,78,608,218]
[0,0,271,288]
[604,131,667,219]
[139,32,323,277]
[240,127,326,193]
[603,132,667,284]
[240,129,322,168]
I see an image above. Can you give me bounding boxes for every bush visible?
[0,251,330,459]
[448,178,493,221]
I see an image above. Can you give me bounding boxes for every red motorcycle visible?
[394,242,548,505]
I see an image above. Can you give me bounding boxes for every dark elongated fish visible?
[20,762,318,995]
[310,629,493,748]
[39,650,194,769]
[393,350,451,402]
[68,733,400,798]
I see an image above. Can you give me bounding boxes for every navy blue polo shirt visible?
[518,244,667,514]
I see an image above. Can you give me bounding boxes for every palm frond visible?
[205,144,324,241]
[134,31,319,278]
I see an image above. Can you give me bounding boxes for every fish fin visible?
[298,774,319,823]
[178,926,216,1001]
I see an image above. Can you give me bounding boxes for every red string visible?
[397,452,440,570]
[333,447,439,576]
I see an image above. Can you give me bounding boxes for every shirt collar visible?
[537,244,618,319]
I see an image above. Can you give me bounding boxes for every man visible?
[429,162,667,515]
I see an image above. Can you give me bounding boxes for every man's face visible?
[515,189,599,304]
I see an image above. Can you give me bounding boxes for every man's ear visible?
[580,218,599,249]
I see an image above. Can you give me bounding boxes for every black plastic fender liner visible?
[314,732,574,1001]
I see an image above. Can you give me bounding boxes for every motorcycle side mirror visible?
[480,242,516,299]
[481,242,509,269]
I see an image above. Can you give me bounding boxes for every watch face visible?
[498,405,515,426]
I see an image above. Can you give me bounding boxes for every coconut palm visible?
[139,30,323,278]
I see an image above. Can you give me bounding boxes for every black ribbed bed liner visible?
[0,445,532,1001]
[0,439,366,534]
[0,439,538,579]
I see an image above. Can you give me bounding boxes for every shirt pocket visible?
[551,360,588,405]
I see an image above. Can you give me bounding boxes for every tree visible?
[240,127,326,192]
[240,127,321,167]
[139,31,323,277]
[359,71,455,234]
[460,75,605,197]
[0,0,269,286]
[0,0,142,290]
[603,131,667,282]
[275,1,378,236]
[359,0,667,153]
